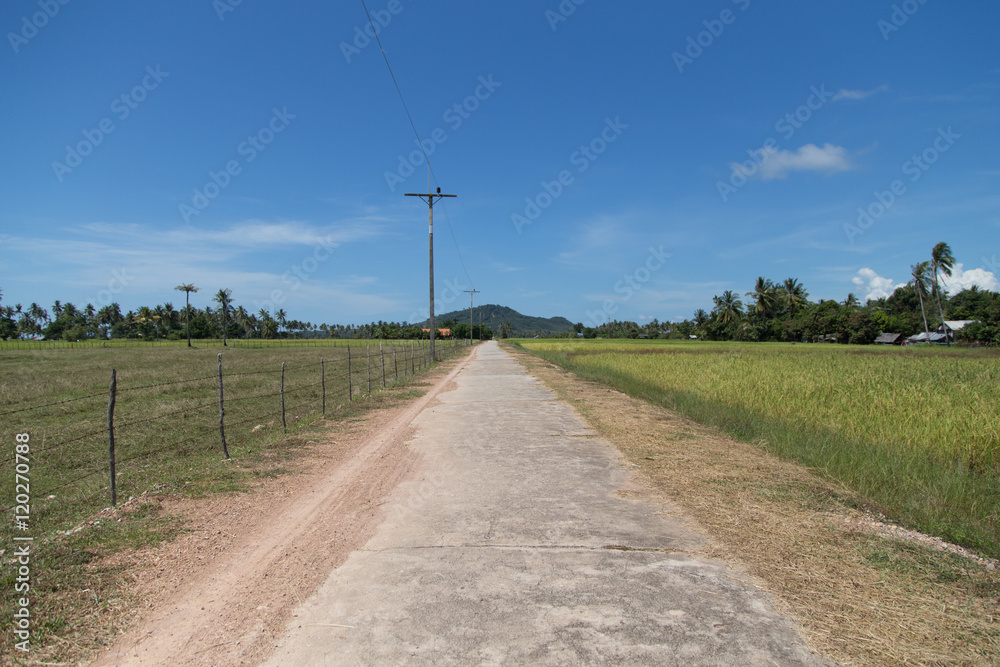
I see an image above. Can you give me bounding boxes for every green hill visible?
[422,304,574,336]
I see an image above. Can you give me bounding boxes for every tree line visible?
[575,243,1000,345]
[0,284,493,343]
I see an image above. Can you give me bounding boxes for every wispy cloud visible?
[489,260,525,273]
[730,143,854,181]
[833,85,889,102]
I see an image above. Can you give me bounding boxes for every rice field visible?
[514,339,1000,557]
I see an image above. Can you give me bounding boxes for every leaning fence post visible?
[347,343,353,400]
[380,342,386,388]
[321,357,326,416]
[366,343,371,394]
[107,368,117,506]
[280,361,287,432]
[392,342,398,381]
[218,353,229,459]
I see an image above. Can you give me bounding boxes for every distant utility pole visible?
[405,187,456,362]
[463,289,480,345]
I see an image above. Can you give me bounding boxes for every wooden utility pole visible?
[405,187,456,362]
[463,289,480,345]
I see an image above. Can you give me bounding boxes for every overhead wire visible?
[359,0,475,291]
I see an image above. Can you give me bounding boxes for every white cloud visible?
[852,267,900,300]
[832,85,889,102]
[940,262,1000,294]
[731,143,853,181]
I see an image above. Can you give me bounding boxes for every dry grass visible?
[507,345,1000,666]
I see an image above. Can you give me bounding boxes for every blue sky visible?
[2,1,998,328]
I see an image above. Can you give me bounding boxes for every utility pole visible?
[405,187,456,362]
[463,289,479,346]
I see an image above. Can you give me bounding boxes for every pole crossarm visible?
[405,190,457,362]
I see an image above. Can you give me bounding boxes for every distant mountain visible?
[421,304,574,336]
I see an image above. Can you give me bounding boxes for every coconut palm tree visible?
[842,293,860,309]
[930,242,955,345]
[910,262,933,342]
[233,305,251,339]
[712,290,743,324]
[746,276,775,316]
[780,278,808,314]
[275,308,287,337]
[213,288,233,346]
[174,284,199,347]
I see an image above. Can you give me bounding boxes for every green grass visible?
[512,338,1000,558]
[0,337,470,660]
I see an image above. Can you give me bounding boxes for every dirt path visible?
[88,349,476,666]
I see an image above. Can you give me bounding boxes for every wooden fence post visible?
[380,342,386,388]
[347,343,353,400]
[218,353,229,459]
[366,343,371,394]
[107,369,117,506]
[392,342,398,381]
[280,361,287,432]
[321,357,326,416]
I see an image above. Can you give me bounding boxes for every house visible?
[936,320,977,341]
[905,331,949,345]
[874,333,904,345]
[421,328,451,337]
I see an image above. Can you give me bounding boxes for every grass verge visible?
[511,340,1000,559]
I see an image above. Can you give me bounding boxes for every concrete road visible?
[264,342,827,666]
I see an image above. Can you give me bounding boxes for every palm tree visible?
[910,262,932,342]
[174,284,199,347]
[712,290,743,324]
[930,242,955,346]
[233,305,251,339]
[213,288,233,346]
[136,305,158,339]
[275,308,287,337]
[842,293,859,309]
[780,278,808,314]
[746,276,775,316]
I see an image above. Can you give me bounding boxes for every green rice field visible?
[514,339,1000,558]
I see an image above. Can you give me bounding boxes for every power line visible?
[359,0,474,290]
[360,0,428,167]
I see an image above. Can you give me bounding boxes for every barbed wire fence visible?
[1,338,470,532]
